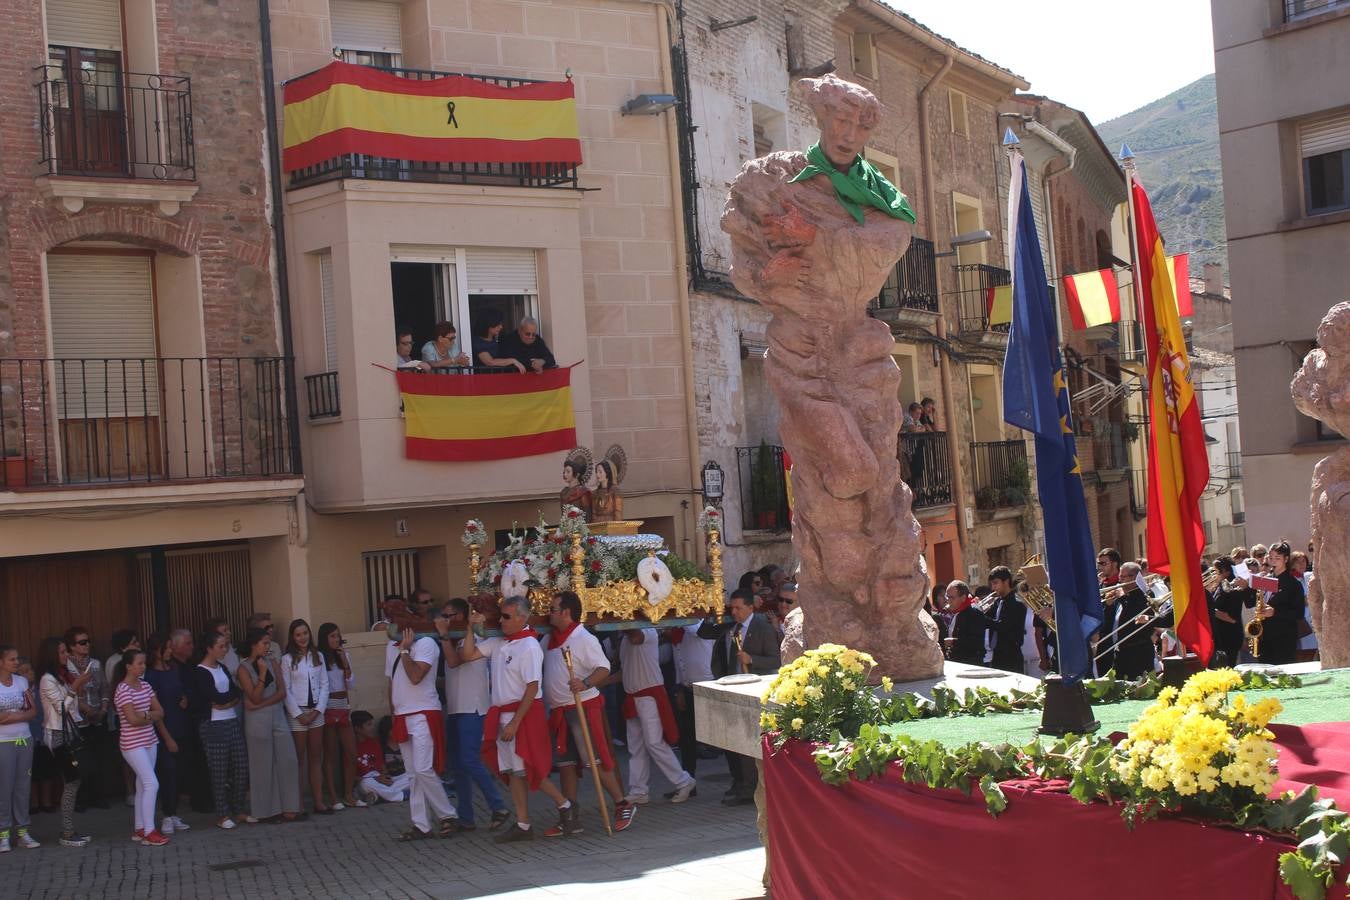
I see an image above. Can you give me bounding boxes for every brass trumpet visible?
[973,591,1001,614]
[1202,567,1222,593]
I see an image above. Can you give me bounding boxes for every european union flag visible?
[1001,149,1103,681]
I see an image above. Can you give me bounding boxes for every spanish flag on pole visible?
[283,62,582,172]
[395,367,577,462]
[1132,179,1213,664]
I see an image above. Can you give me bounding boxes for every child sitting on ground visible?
[355,711,410,803]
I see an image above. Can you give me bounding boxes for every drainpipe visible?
[258,0,303,477]
[918,50,968,553]
[657,5,704,563]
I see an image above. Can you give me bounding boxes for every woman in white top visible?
[317,623,364,811]
[36,637,90,847]
[0,643,39,852]
[190,631,248,829]
[282,619,331,815]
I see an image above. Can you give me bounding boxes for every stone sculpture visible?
[1291,300,1350,668]
[720,74,943,680]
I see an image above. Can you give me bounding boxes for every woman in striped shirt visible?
[113,650,169,846]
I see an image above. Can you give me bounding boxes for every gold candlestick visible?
[708,526,724,608]
[570,531,586,593]
[468,543,481,586]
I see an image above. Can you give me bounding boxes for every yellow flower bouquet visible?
[760,644,892,744]
[1113,668,1282,826]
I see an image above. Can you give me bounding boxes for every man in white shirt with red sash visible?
[387,626,456,841]
[450,595,569,843]
[541,591,634,836]
[619,629,696,805]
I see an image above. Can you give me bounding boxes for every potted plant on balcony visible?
[1003,456,1032,508]
[751,441,782,531]
[1,444,33,489]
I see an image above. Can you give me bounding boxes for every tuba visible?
[1016,556,1057,634]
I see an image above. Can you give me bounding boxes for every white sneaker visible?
[0,836,10,853]
[626,794,650,805]
[217,818,237,830]
[161,818,174,836]
[170,816,190,831]
[670,779,697,804]
[16,831,40,849]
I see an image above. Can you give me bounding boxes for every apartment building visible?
[267,0,698,633]
[1213,0,1350,543]
[0,0,305,659]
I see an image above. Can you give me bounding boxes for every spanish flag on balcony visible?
[1063,269,1121,329]
[282,62,582,172]
[395,367,577,462]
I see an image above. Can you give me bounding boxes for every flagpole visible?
[1119,145,1145,357]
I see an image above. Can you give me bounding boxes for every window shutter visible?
[465,248,538,295]
[330,0,403,54]
[389,245,457,263]
[45,0,123,51]
[46,254,158,416]
[1301,110,1350,158]
[319,252,338,372]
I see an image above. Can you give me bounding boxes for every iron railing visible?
[305,371,340,419]
[736,444,790,533]
[1226,450,1241,478]
[0,357,296,488]
[287,65,578,190]
[874,237,939,313]
[35,65,194,180]
[1093,421,1128,471]
[899,431,952,508]
[1129,467,1148,517]
[1284,0,1348,21]
[953,264,1011,334]
[970,439,1030,510]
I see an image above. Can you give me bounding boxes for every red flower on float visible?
[590,560,602,572]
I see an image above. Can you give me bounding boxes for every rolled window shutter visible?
[46,0,122,51]
[465,248,538,295]
[1300,111,1350,158]
[47,254,159,417]
[330,0,403,54]
[320,253,338,371]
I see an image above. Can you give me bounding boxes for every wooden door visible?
[49,45,127,175]
[0,550,145,662]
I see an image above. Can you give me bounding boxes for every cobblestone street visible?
[0,757,764,899]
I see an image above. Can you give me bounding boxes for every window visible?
[1285,0,1350,22]
[363,548,420,629]
[1300,110,1350,215]
[751,103,785,158]
[951,193,985,265]
[389,246,540,366]
[1292,340,1345,442]
[968,366,1002,443]
[865,147,899,186]
[850,33,877,80]
[331,0,403,62]
[948,89,969,138]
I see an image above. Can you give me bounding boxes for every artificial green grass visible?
[884,668,1350,746]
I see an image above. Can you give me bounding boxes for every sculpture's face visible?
[819,105,872,170]
[562,464,577,487]
[1293,304,1350,438]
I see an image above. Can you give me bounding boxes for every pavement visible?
[0,752,765,899]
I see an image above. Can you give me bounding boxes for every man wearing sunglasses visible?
[64,627,110,810]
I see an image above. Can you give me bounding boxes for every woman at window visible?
[237,627,302,823]
[187,632,248,829]
[472,309,525,373]
[36,637,90,847]
[282,620,330,815]
[420,321,470,371]
[318,623,363,811]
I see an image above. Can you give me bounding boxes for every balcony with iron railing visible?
[953,264,1011,345]
[0,357,297,489]
[736,443,791,533]
[287,66,579,191]
[899,430,952,509]
[970,439,1030,511]
[1091,421,1129,474]
[1226,450,1242,479]
[870,237,939,325]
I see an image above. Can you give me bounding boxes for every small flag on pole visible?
[1167,253,1192,316]
[986,283,1013,327]
[1063,269,1122,329]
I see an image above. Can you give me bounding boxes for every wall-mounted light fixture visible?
[621,93,678,116]
[933,229,993,258]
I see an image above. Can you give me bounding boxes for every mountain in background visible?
[1097,74,1226,276]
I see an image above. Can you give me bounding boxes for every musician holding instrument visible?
[1207,556,1251,667]
[984,566,1028,675]
[1097,548,1122,589]
[1110,562,1158,679]
[943,581,990,666]
[1245,541,1306,665]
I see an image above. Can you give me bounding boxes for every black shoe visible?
[494,824,535,844]
[721,794,753,807]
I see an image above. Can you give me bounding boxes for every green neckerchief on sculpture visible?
[790,143,918,225]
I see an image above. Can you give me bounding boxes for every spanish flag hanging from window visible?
[395,367,577,462]
[282,62,582,172]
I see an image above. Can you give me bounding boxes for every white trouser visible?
[625,696,692,799]
[360,772,411,803]
[121,744,159,833]
[398,714,455,832]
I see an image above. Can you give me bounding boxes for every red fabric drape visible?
[622,686,680,745]
[482,700,551,790]
[548,694,615,771]
[1272,721,1350,807]
[390,709,446,774]
[764,735,1349,900]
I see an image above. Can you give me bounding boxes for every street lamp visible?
[933,229,992,258]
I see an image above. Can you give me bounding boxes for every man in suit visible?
[943,581,989,665]
[986,566,1027,674]
[698,589,780,805]
[1110,562,1160,679]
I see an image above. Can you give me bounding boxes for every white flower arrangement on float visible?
[697,504,722,534]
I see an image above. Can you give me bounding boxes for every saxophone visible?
[1246,594,1266,658]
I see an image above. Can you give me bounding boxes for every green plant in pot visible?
[751,441,784,530]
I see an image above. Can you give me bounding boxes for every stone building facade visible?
[0,0,305,660]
